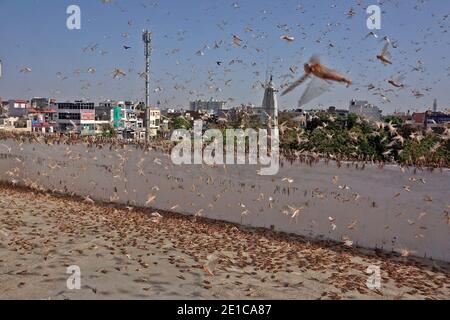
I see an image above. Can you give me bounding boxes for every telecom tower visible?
[142,30,152,141]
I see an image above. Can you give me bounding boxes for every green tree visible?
[384,115,404,126]
[172,116,193,130]
[346,113,358,130]
[99,123,116,138]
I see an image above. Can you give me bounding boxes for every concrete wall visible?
[0,138,449,262]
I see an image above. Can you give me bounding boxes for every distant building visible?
[190,99,226,114]
[56,100,95,135]
[0,97,4,115]
[7,99,29,117]
[412,112,426,126]
[147,108,161,137]
[93,101,114,135]
[112,102,138,128]
[0,117,32,132]
[95,101,113,122]
[98,100,116,109]
[111,101,149,139]
[28,108,58,134]
[191,111,207,121]
[327,106,349,117]
[390,111,414,125]
[349,99,382,121]
[425,111,450,126]
[30,97,49,110]
[163,108,176,114]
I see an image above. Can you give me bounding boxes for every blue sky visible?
[0,0,449,113]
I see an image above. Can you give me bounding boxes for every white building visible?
[0,117,32,132]
[349,99,382,121]
[147,108,161,137]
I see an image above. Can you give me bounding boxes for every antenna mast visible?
[142,30,152,142]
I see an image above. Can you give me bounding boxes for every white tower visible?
[261,75,278,128]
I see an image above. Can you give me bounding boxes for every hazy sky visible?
[0,0,449,113]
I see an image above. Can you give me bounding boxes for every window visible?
[58,113,80,120]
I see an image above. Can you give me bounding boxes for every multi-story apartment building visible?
[112,101,145,139]
[56,100,95,135]
[190,99,226,114]
[96,101,115,122]
[147,108,161,137]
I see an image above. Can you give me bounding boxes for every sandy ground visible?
[0,184,449,300]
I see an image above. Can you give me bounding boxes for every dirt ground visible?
[0,184,449,300]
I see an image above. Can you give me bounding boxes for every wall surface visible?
[1,138,449,261]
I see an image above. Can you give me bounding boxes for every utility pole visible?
[142,30,152,142]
